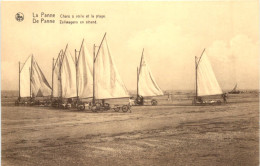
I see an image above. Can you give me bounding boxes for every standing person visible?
[167,92,172,102]
[139,95,144,105]
[128,97,134,113]
[222,93,228,103]
[197,97,203,103]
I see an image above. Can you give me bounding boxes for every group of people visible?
[196,93,228,104]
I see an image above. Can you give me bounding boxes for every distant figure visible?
[74,99,78,107]
[29,97,35,105]
[67,98,73,104]
[101,99,105,106]
[138,95,144,105]
[128,97,135,113]
[129,97,135,106]
[222,93,228,103]
[197,97,203,103]
[167,93,171,101]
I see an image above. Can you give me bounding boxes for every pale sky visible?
[1,1,259,91]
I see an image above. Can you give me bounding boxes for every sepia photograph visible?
[1,1,259,165]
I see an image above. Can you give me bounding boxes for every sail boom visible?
[196,48,206,67]
[139,94,164,98]
[95,96,130,100]
[94,33,107,62]
[197,94,223,97]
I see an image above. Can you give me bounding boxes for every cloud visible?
[127,23,259,90]
[127,23,204,90]
[208,34,259,89]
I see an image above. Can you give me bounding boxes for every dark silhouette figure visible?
[222,93,228,103]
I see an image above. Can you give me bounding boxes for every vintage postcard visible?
[1,1,259,165]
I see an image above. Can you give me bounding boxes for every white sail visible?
[31,60,52,97]
[138,51,163,97]
[94,35,129,99]
[77,41,93,98]
[20,55,32,97]
[52,53,63,98]
[61,47,77,98]
[197,52,222,96]
[20,55,51,97]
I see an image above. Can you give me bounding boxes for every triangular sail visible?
[20,55,51,98]
[20,55,32,97]
[31,60,52,97]
[94,35,129,99]
[61,47,77,98]
[77,41,93,98]
[197,52,222,96]
[138,51,163,97]
[52,51,63,98]
[36,89,43,97]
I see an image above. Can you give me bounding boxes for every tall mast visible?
[18,61,21,101]
[60,44,68,100]
[75,49,78,103]
[137,49,144,97]
[93,33,107,104]
[53,50,63,100]
[138,48,144,74]
[195,56,198,101]
[76,39,84,103]
[51,58,54,99]
[195,48,206,102]
[30,55,33,98]
[137,67,139,97]
[59,54,62,100]
[93,44,95,104]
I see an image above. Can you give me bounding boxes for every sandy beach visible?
[1,93,259,166]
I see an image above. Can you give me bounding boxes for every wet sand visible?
[2,94,259,166]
